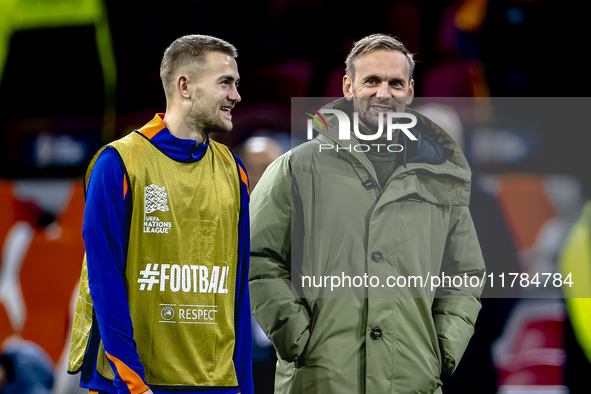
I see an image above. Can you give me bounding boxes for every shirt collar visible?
[138,114,209,162]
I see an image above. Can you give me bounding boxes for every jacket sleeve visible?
[249,152,311,363]
[83,149,150,394]
[432,205,486,375]
[233,156,254,394]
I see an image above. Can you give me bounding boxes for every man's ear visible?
[406,79,414,106]
[176,74,191,100]
[343,75,354,101]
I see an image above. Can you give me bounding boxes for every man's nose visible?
[229,85,241,103]
[376,82,391,98]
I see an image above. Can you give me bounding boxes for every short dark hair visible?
[345,34,414,82]
[160,34,238,97]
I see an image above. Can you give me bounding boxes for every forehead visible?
[354,49,410,80]
[189,51,239,78]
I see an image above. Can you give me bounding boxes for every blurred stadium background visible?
[0,0,590,393]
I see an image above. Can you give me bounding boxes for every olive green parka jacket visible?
[249,99,486,394]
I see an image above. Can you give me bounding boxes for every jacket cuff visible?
[438,338,458,375]
[442,354,456,375]
[266,307,311,363]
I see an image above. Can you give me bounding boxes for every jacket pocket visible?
[436,338,443,374]
[426,318,443,375]
[296,298,322,368]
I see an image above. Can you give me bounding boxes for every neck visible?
[163,107,206,144]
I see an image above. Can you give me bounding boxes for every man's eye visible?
[366,79,378,85]
[390,81,402,86]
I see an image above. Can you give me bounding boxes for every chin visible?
[203,121,232,135]
[360,115,383,129]
[216,122,233,133]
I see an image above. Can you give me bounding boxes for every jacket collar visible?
[313,98,472,205]
[315,98,471,181]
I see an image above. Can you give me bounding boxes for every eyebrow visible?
[217,75,240,83]
[362,74,406,85]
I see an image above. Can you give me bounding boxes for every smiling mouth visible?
[371,106,395,112]
[221,106,233,117]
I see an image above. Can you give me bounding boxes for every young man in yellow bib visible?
[68,35,253,394]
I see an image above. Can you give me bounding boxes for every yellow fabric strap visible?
[560,201,591,363]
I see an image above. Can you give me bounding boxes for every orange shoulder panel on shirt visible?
[238,165,250,195]
[138,114,166,140]
[123,176,128,200]
[105,352,150,394]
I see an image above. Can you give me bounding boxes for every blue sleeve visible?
[83,148,150,392]
[233,155,254,394]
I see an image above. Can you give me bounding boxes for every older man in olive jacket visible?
[249,34,486,394]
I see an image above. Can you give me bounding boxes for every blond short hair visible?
[345,34,414,82]
[160,34,238,97]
